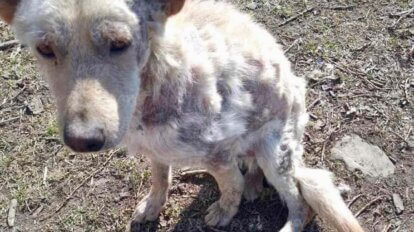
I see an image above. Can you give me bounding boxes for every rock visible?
[8,199,17,227]
[26,96,44,115]
[392,194,404,215]
[307,63,338,83]
[313,120,325,131]
[331,134,395,178]
[247,2,258,10]
[119,192,131,200]
[160,219,167,227]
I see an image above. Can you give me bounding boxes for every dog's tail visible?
[294,167,364,232]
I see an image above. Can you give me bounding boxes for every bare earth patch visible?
[0,0,413,231]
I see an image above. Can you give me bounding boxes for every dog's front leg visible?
[130,160,171,224]
[204,163,244,227]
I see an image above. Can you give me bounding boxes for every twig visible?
[390,130,410,145]
[347,194,363,207]
[405,127,412,141]
[307,98,321,111]
[390,7,414,17]
[0,86,26,110]
[352,42,371,52]
[323,5,356,11]
[355,196,383,217]
[335,65,365,77]
[31,205,44,218]
[389,7,414,29]
[43,137,60,142]
[208,227,226,232]
[403,78,412,106]
[0,116,20,126]
[284,39,299,53]
[43,167,48,186]
[308,112,318,120]
[278,7,314,27]
[135,172,145,197]
[0,40,19,51]
[41,150,117,221]
[394,217,410,232]
[337,93,384,99]
[382,223,392,232]
[180,169,208,176]
[320,140,327,163]
[334,64,384,90]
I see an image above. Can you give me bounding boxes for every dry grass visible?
[1,0,413,231]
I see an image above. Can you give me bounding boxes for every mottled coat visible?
[0,0,364,231]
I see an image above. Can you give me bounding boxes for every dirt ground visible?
[0,0,413,231]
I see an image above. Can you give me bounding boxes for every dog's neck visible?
[140,28,187,99]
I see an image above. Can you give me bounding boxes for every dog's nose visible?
[64,127,105,152]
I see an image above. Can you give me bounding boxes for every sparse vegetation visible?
[1,0,413,231]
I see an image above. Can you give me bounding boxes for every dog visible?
[0,0,364,231]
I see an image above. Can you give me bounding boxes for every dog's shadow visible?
[135,174,321,232]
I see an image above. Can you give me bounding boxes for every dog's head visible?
[0,0,185,152]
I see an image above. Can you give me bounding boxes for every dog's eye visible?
[36,44,56,59]
[110,40,131,54]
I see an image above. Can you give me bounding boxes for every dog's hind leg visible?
[243,155,264,201]
[204,162,244,227]
[255,132,312,232]
[130,160,171,224]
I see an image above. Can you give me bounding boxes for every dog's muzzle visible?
[63,124,106,152]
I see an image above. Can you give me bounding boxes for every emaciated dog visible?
[0,0,364,231]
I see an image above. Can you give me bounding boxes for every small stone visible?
[177,183,187,194]
[26,96,44,115]
[247,2,258,10]
[8,199,17,227]
[392,194,404,215]
[119,192,131,200]
[345,107,357,116]
[331,134,395,178]
[321,84,331,91]
[308,69,324,82]
[160,219,167,227]
[313,120,325,131]
[325,63,335,73]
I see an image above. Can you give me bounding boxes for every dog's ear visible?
[0,0,20,24]
[138,0,185,34]
[163,0,185,17]
[144,0,185,19]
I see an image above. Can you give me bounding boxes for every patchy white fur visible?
[2,0,364,231]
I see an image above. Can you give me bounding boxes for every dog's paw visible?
[205,201,237,227]
[131,195,164,223]
[127,220,143,232]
